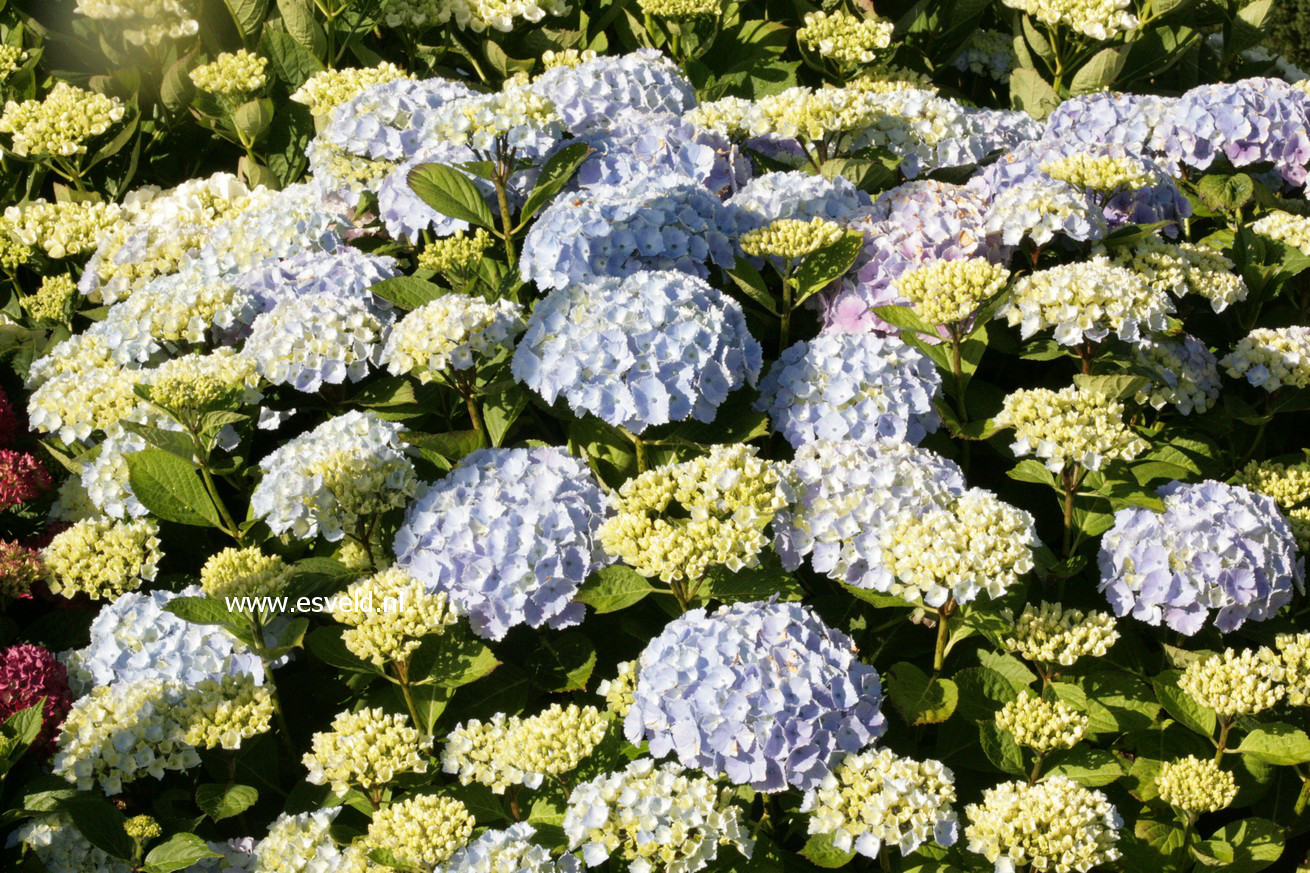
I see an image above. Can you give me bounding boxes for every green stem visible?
[1176,818,1194,873]
[465,391,487,447]
[780,275,793,352]
[199,460,243,543]
[1214,718,1232,764]
[494,145,517,271]
[1027,751,1045,784]
[393,660,423,732]
[1060,464,1080,558]
[933,598,955,672]
[950,330,971,475]
[621,427,648,473]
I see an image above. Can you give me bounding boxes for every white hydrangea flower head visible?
[176,674,275,750]
[201,546,291,601]
[598,660,638,717]
[563,758,753,873]
[1040,152,1158,191]
[43,517,161,601]
[1178,647,1285,718]
[599,444,787,584]
[685,96,754,138]
[302,707,431,797]
[893,257,1010,327]
[994,693,1089,754]
[190,50,268,96]
[774,439,967,591]
[1155,756,1237,816]
[1112,238,1247,313]
[1222,326,1310,391]
[253,808,352,873]
[428,82,562,150]
[881,488,1039,608]
[381,294,525,380]
[1000,0,1139,39]
[8,813,132,873]
[80,425,154,520]
[243,291,387,392]
[739,216,846,259]
[999,256,1173,346]
[357,794,475,868]
[0,81,125,156]
[1252,209,1310,255]
[964,776,1121,872]
[73,0,199,46]
[1132,334,1222,415]
[1276,632,1310,706]
[800,748,958,858]
[251,411,418,543]
[797,11,895,65]
[5,198,122,259]
[1001,602,1119,667]
[442,704,608,792]
[442,823,582,873]
[995,384,1148,473]
[982,177,1106,247]
[637,0,721,17]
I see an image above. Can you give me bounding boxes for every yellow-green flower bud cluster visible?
[0,219,32,269]
[1178,647,1284,718]
[73,0,199,46]
[598,660,637,717]
[740,217,846,260]
[797,11,895,66]
[1155,756,1237,816]
[964,776,1121,873]
[637,0,721,18]
[331,567,459,668]
[357,794,475,868]
[176,674,274,750]
[442,704,608,792]
[201,546,291,601]
[1000,0,1139,40]
[190,50,268,97]
[995,384,1148,473]
[382,293,524,381]
[144,348,259,413]
[1113,239,1247,313]
[0,45,26,78]
[302,707,431,797]
[124,815,161,842]
[5,199,123,259]
[0,82,125,157]
[44,517,161,600]
[599,444,787,584]
[685,96,753,138]
[1002,601,1119,667]
[882,489,1037,607]
[290,63,411,118]
[1222,326,1310,391]
[747,86,891,143]
[434,86,561,151]
[994,694,1089,754]
[418,228,494,277]
[801,748,958,858]
[1040,153,1155,192]
[1234,459,1310,550]
[894,257,1010,326]
[1252,210,1310,256]
[1000,257,1171,347]
[22,274,76,323]
[1276,632,1310,706]
[542,48,598,69]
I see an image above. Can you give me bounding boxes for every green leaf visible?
[1196,173,1255,214]
[196,783,257,821]
[519,142,592,222]
[126,448,224,528]
[696,558,804,603]
[1193,818,1282,873]
[953,667,1022,723]
[1226,0,1274,58]
[143,833,222,873]
[223,0,270,39]
[119,420,196,460]
[1073,373,1151,401]
[259,29,324,89]
[886,662,959,725]
[799,832,856,868]
[872,304,935,334]
[1009,67,1060,118]
[276,0,327,57]
[59,794,133,861]
[1043,747,1124,787]
[408,164,495,230]
[409,627,500,688]
[979,721,1026,775]
[1237,723,1310,765]
[305,626,383,675]
[793,232,864,303]
[523,630,595,692]
[369,276,449,310]
[576,565,656,614]
[1153,671,1217,737]
[976,650,1037,692]
[1070,46,1127,95]
[727,257,779,316]
[232,98,274,143]
[1007,459,1058,488]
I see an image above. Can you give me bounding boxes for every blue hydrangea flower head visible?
[1132,333,1221,415]
[512,270,762,433]
[520,175,746,289]
[394,447,611,641]
[923,107,1043,175]
[1098,479,1305,634]
[757,333,941,448]
[774,439,966,590]
[571,109,748,195]
[531,49,696,133]
[235,248,399,316]
[321,77,478,162]
[1043,92,1177,157]
[625,598,886,791]
[727,170,871,226]
[1153,78,1310,186]
[190,183,349,282]
[68,586,265,692]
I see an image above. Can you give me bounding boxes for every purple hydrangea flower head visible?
[624,599,886,791]
[235,248,399,316]
[531,49,696,133]
[321,77,478,162]
[394,447,611,641]
[1098,479,1305,634]
[819,181,1002,334]
[727,170,871,226]
[1042,92,1178,158]
[69,586,265,691]
[757,333,941,448]
[512,270,762,433]
[520,176,746,290]
[773,439,966,589]
[571,110,748,195]
[1152,78,1310,186]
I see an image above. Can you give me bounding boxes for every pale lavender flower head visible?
[727,170,872,226]
[394,447,611,641]
[1042,92,1178,158]
[512,270,762,433]
[531,49,696,133]
[1098,480,1305,634]
[235,248,399,316]
[625,599,887,791]
[321,77,478,162]
[757,333,941,448]
[571,109,749,195]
